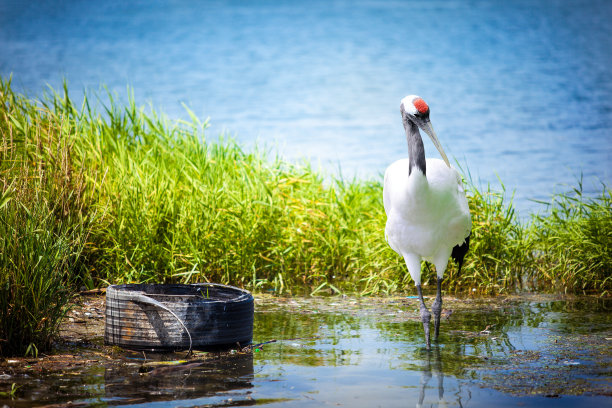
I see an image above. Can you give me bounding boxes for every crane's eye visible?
[414,109,429,119]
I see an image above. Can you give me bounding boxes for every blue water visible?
[1,0,611,216]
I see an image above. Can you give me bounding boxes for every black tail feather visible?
[451,232,470,274]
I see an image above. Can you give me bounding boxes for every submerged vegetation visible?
[1,78,610,355]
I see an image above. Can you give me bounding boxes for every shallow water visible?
[0,295,610,407]
[1,0,611,216]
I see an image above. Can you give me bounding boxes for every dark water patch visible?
[0,294,610,407]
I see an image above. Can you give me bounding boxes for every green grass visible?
[442,177,532,294]
[1,77,610,353]
[80,98,392,294]
[530,180,611,295]
[0,80,95,356]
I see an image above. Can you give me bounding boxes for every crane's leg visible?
[416,284,431,350]
[432,250,451,343]
[404,253,431,349]
[432,277,443,340]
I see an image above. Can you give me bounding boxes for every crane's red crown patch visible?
[413,98,429,114]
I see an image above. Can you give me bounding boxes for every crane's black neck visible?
[403,117,426,176]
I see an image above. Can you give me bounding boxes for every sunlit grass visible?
[37,82,391,294]
[0,80,95,356]
[529,181,611,295]
[441,178,531,294]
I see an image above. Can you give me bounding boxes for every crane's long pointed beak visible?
[422,122,451,168]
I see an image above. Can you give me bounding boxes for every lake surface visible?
[0,295,610,407]
[1,0,611,216]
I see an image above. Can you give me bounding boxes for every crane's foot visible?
[420,305,432,350]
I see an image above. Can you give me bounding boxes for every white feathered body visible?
[383,158,471,283]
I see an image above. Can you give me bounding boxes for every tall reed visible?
[0,79,94,356]
[442,177,533,294]
[529,181,611,295]
[72,91,392,293]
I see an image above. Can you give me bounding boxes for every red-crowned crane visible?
[383,95,471,349]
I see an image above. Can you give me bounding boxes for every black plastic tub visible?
[104,283,254,351]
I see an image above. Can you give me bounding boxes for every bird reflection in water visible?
[417,347,445,408]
